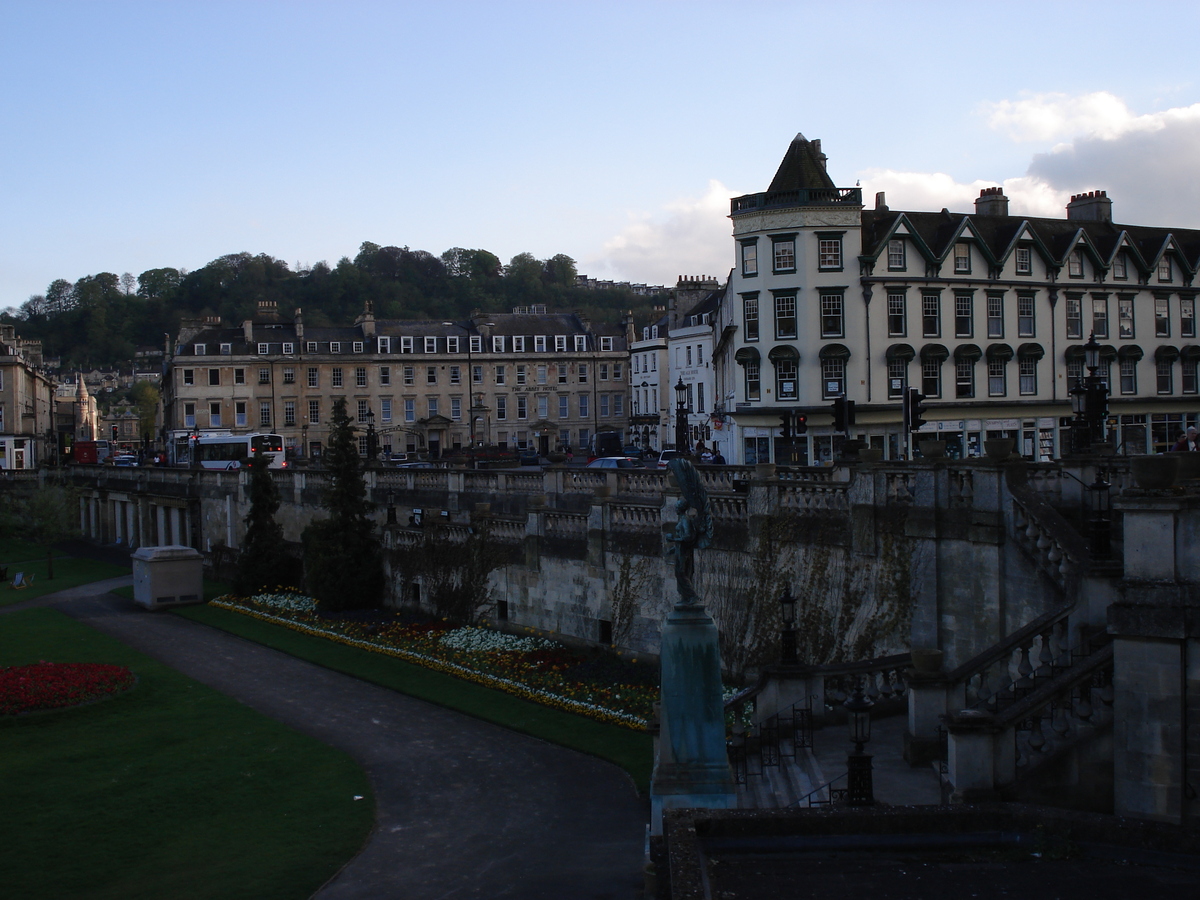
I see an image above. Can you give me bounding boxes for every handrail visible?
[790,770,847,808]
[993,643,1113,730]
[944,603,1075,685]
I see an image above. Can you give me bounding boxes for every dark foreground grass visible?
[0,556,131,606]
[177,604,655,792]
[0,608,374,900]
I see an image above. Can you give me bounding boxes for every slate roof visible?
[767,133,836,193]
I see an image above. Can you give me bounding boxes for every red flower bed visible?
[0,662,136,715]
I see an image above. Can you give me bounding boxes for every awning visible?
[885,343,915,362]
[1099,344,1118,361]
[954,343,982,361]
[919,343,949,361]
[1016,342,1045,360]
[985,343,1014,361]
[767,344,800,363]
[1155,344,1180,362]
[734,346,760,366]
[1064,344,1086,361]
[1117,344,1144,361]
[1181,344,1200,362]
[818,343,851,360]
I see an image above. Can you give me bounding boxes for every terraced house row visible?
[164,302,631,461]
[714,134,1200,464]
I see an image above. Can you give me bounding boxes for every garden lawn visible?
[0,556,131,606]
[177,603,655,792]
[0,608,374,900]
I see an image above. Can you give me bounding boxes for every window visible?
[821,358,845,399]
[449,365,461,385]
[355,367,367,387]
[744,362,760,401]
[515,364,527,386]
[685,347,692,368]
[470,336,483,353]
[1157,359,1174,394]
[988,359,1006,396]
[492,336,505,353]
[599,363,609,381]
[1156,296,1170,337]
[209,402,221,427]
[614,393,624,416]
[1067,358,1083,386]
[184,403,195,428]
[820,292,844,338]
[773,237,796,272]
[817,236,842,270]
[357,400,369,423]
[308,400,319,425]
[378,337,391,353]
[381,399,392,423]
[236,402,248,427]
[330,342,341,353]
[598,394,609,418]
[886,359,907,398]
[558,395,569,419]
[400,336,414,353]
[1113,252,1128,280]
[496,396,507,420]
[1120,358,1137,394]
[424,337,437,353]
[578,364,589,383]
[613,362,623,379]
[427,398,438,418]
[220,343,232,355]
[536,365,547,385]
[955,360,975,399]
[574,335,586,352]
[258,342,269,355]
[284,401,296,426]
[450,398,460,421]
[740,240,758,276]
[922,294,941,337]
[258,367,270,384]
[194,343,207,355]
[332,368,343,388]
[1066,295,1083,339]
[534,335,547,352]
[887,292,906,337]
[954,243,970,274]
[236,368,246,385]
[955,293,973,337]
[1068,250,1084,278]
[352,342,363,353]
[578,393,589,417]
[775,358,797,400]
[987,294,1004,339]
[403,365,415,385]
[1018,358,1037,395]
[492,365,505,386]
[555,335,567,352]
[743,294,760,341]
[380,366,391,386]
[1158,256,1173,282]
[472,365,483,384]
[426,366,437,385]
[282,343,294,355]
[446,336,459,353]
[183,369,194,386]
[600,336,614,351]
[538,395,550,419]
[922,359,941,398]
[259,402,272,426]
[306,341,317,353]
[556,364,567,384]
[1183,297,1196,338]
[1092,296,1109,339]
[513,336,525,352]
[1015,294,1034,337]
[887,239,905,270]
[1119,297,1135,339]
[404,399,415,423]
[517,395,528,420]
[208,369,220,386]
[1185,360,1199,394]
[1015,246,1032,275]
[777,294,796,340]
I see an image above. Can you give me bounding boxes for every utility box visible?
[132,545,204,610]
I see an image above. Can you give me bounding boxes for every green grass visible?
[176,604,655,792]
[0,537,71,563]
[0,556,132,606]
[0,608,374,900]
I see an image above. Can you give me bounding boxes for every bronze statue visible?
[665,458,713,608]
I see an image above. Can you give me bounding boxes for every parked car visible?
[518,450,541,467]
[111,454,139,467]
[394,462,436,469]
[655,449,685,469]
[585,456,644,469]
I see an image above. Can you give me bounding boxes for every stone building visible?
[163,301,631,461]
[717,133,1200,465]
[0,324,55,469]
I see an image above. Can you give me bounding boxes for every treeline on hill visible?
[2,243,667,370]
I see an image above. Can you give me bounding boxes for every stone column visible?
[945,709,1000,803]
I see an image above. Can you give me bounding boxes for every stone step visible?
[733,748,821,809]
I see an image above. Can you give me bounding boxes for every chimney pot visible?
[975,187,1009,217]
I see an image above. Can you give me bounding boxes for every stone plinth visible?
[945,709,1001,802]
[132,544,204,610]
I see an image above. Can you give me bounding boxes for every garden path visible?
[10,575,646,899]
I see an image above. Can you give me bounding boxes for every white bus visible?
[192,433,287,469]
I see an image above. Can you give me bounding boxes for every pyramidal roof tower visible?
[767,133,837,192]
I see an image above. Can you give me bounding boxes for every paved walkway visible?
[7,579,646,899]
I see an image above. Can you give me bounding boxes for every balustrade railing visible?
[816,654,911,716]
[618,471,666,496]
[542,511,588,536]
[779,483,849,513]
[1010,493,1089,591]
[608,504,659,532]
[565,471,607,493]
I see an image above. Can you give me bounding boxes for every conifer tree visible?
[233,450,292,596]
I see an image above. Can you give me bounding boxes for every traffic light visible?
[779,413,792,440]
[794,413,808,436]
[831,396,855,433]
[903,387,928,432]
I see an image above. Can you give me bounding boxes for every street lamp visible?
[778,582,798,665]
[674,377,689,453]
[844,679,875,805]
[365,407,377,464]
[1083,331,1109,448]
[301,416,309,461]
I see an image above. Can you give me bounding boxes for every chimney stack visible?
[1066,190,1113,223]
[974,186,1009,217]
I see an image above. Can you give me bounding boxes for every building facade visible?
[718,133,1200,464]
[164,302,631,461]
[665,278,724,458]
[0,324,55,469]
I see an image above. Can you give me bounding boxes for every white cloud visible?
[858,169,1069,218]
[587,180,734,286]
[982,91,1140,143]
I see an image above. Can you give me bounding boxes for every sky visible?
[3,0,1200,310]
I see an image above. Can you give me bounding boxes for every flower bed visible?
[211,594,657,730]
[1,662,136,715]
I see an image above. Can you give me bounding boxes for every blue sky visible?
[3,1,1199,308]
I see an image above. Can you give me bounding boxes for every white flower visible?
[438,627,558,654]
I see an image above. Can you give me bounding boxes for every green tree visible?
[130,380,160,441]
[544,253,577,287]
[233,450,293,596]
[301,399,383,610]
[22,485,79,580]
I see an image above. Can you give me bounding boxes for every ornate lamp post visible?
[301,415,309,461]
[778,582,798,664]
[387,490,397,525]
[365,407,378,465]
[844,679,875,806]
[1083,331,1109,447]
[674,377,689,453]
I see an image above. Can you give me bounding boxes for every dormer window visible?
[306,341,317,353]
[400,336,413,353]
[447,336,459,353]
[513,336,525,352]
[282,343,294,355]
[642,327,650,340]
[574,335,586,352]
[600,336,614,351]
[470,336,483,353]
[555,335,567,352]
[425,337,437,353]
[1068,249,1084,277]
[954,243,971,274]
[352,341,363,353]
[257,342,269,355]
[194,343,206,355]
[492,335,505,353]
[220,343,231,355]
[887,239,905,270]
[1015,246,1032,275]
[378,337,391,353]
[534,335,547,352]
[1159,256,1173,282]
[1112,252,1128,280]
[330,342,341,353]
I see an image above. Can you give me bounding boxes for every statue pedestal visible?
[649,603,736,835]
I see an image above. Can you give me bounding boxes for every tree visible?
[130,380,160,442]
[45,278,74,315]
[233,450,292,596]
[544,253,577,287]
[22,485,79,580]
[301,398,383,610]
[119,272,137,295]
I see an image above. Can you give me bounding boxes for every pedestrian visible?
[1171,426,1199,451]
[712,450,726,465]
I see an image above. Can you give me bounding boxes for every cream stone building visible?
[0,324,55,469]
